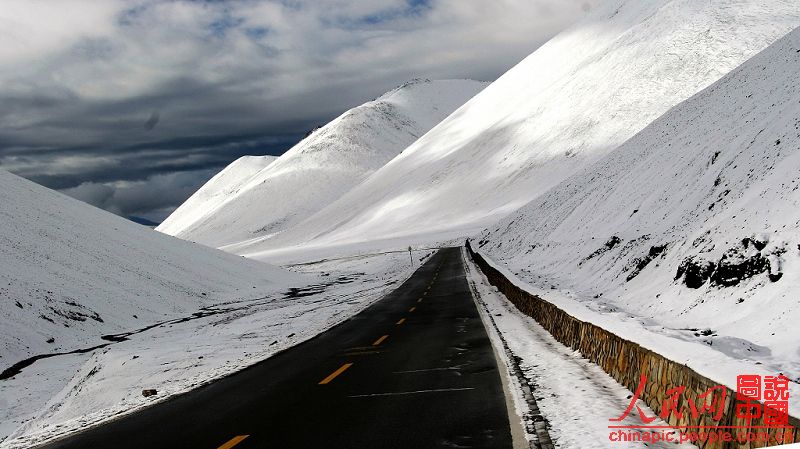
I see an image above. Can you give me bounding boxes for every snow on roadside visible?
[463,250,696,449]
[0,251,428,449]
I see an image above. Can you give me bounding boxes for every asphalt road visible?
[39,247,513,449]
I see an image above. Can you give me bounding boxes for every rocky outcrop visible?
[675,238,785,289]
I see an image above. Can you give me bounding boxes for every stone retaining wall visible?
[465,241,799,449]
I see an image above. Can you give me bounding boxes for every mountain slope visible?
[156,155,277,236]
[0,168,297,373]
[157,79,488,248]
[478,25,800,376]
[242,0,800,258]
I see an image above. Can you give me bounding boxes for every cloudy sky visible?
[0,0,595,222]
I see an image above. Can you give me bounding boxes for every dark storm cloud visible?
[62,169,221,220]
[0,0,598,220]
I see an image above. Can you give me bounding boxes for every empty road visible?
[39,247,513,449]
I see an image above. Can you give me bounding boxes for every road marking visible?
[396,318,406,325]
[417,298,423,303]
[319,363,353,384]
[422,291,427,296]
[343,350,381,356]
[217,435,249,449]
[393,366,460,373]
[372,335,389,346]
[409,306,416,312]
[348,387,475,398]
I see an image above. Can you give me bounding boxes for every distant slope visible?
[128,216,160,227]
[157,155,277,236]
[0,168,297,372]
[478,26,800,373]
[157,79,488,247]
[244,0,800,258]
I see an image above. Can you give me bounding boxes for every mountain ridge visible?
[157,78,488,247]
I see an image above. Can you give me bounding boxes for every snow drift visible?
[157,79,488,248]
[242,0,800,259]
[477,25,800,380]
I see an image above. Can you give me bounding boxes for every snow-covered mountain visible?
[157,79,488,248]
[240,0,800,259]
[477,25,800,377]
[156,155,277,237]
[0,168,297,376]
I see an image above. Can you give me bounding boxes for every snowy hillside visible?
[157,79,488,248]
[156,155,277,236]
[477,26,800,383]
[242,0,800,259]
[0,167,430,447]
[0,167,298,378]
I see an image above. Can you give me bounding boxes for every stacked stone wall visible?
[465,241,799,448]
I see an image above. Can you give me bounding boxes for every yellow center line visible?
[409,306,416,312]
[372,334,389,346]
[396,318,406,325]
[217,435,250,449]
[319,363,353,385]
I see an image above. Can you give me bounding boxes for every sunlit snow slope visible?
[0,168,297,373]
[157,79,488,248]
[478,25,800,375]
[245,0,800,258]
[157,155,277,236]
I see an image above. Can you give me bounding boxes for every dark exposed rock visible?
[741,236,767,251]
[676,237,783,288]
[49,306,104,323]
[710,251,770,287]
[581,236,622,265]
[675,257,715,289]
[142,389,158,397]
[626,244,669,281]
